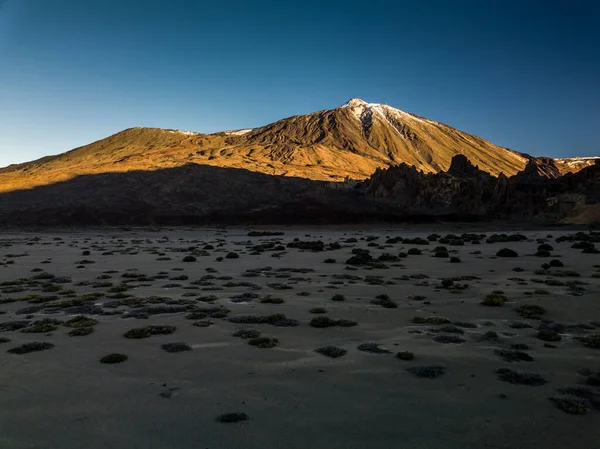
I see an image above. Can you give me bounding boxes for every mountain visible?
[0,98,535,193]
[2,98,596,195]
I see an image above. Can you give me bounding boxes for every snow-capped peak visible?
[340,98,429,125]
[341,98,370,108]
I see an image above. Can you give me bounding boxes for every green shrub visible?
[411,316,450,325]
[69,327,93,336]
[516,304,546,319]
[481,293,507,306]
[64,315,98,328]
[248,337,278,348]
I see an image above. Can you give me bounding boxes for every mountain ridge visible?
[0,98,594,193]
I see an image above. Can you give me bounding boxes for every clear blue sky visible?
[1,0,599,167]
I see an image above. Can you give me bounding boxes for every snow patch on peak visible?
[554,156,600,167]
[341,99,431,126]
[225,128,253,136]
[341,98,369,108]
[166,129,199,136]
[555,156,600,162]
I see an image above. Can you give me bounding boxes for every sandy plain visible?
[0,226,599,449]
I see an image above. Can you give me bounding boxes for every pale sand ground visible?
[0,226,599,449]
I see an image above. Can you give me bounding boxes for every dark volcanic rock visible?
[365,155,600,223]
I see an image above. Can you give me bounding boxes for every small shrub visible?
[496,368,547,385]
[232,329,261,339]
[315,346,347,358]
[192,320,212,328]
[357,342,390,354]
[186,311,207,320]
[516,304,546,319]
[481,331,499,341]
[309,307,326,314]
[69,327,93,336]
[21,323,58,333]
[336,319,357,327]
[453,321,477,329]
[0,321,30,331]
[494,349,534,362]
[182,256,196,262]
[64,315,98,328]
[576,334,600,349]
[7,342,54,354]
[161,342,192,353]
[310,316,338,328]
[481,293,507,307]
[550,396,589,414]
[226,252,239,259]
[396,351,414,361]
[216,412,248,423]
[100,353,127,364]
[124,325,176,339]
[248,337,278,348]
[406,365,446,378]
[260,296,284,304]
[496,248,518,257]
[331,294,345,302]
[371,295,397,308]
[537,329,561,342]
[412,316,451,325]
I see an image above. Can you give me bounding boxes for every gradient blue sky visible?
[1,0,599,167]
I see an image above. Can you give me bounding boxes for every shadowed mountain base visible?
[0,156,598,225]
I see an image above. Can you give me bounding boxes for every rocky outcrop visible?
[365,156,600,223]
[514,158,562,180]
